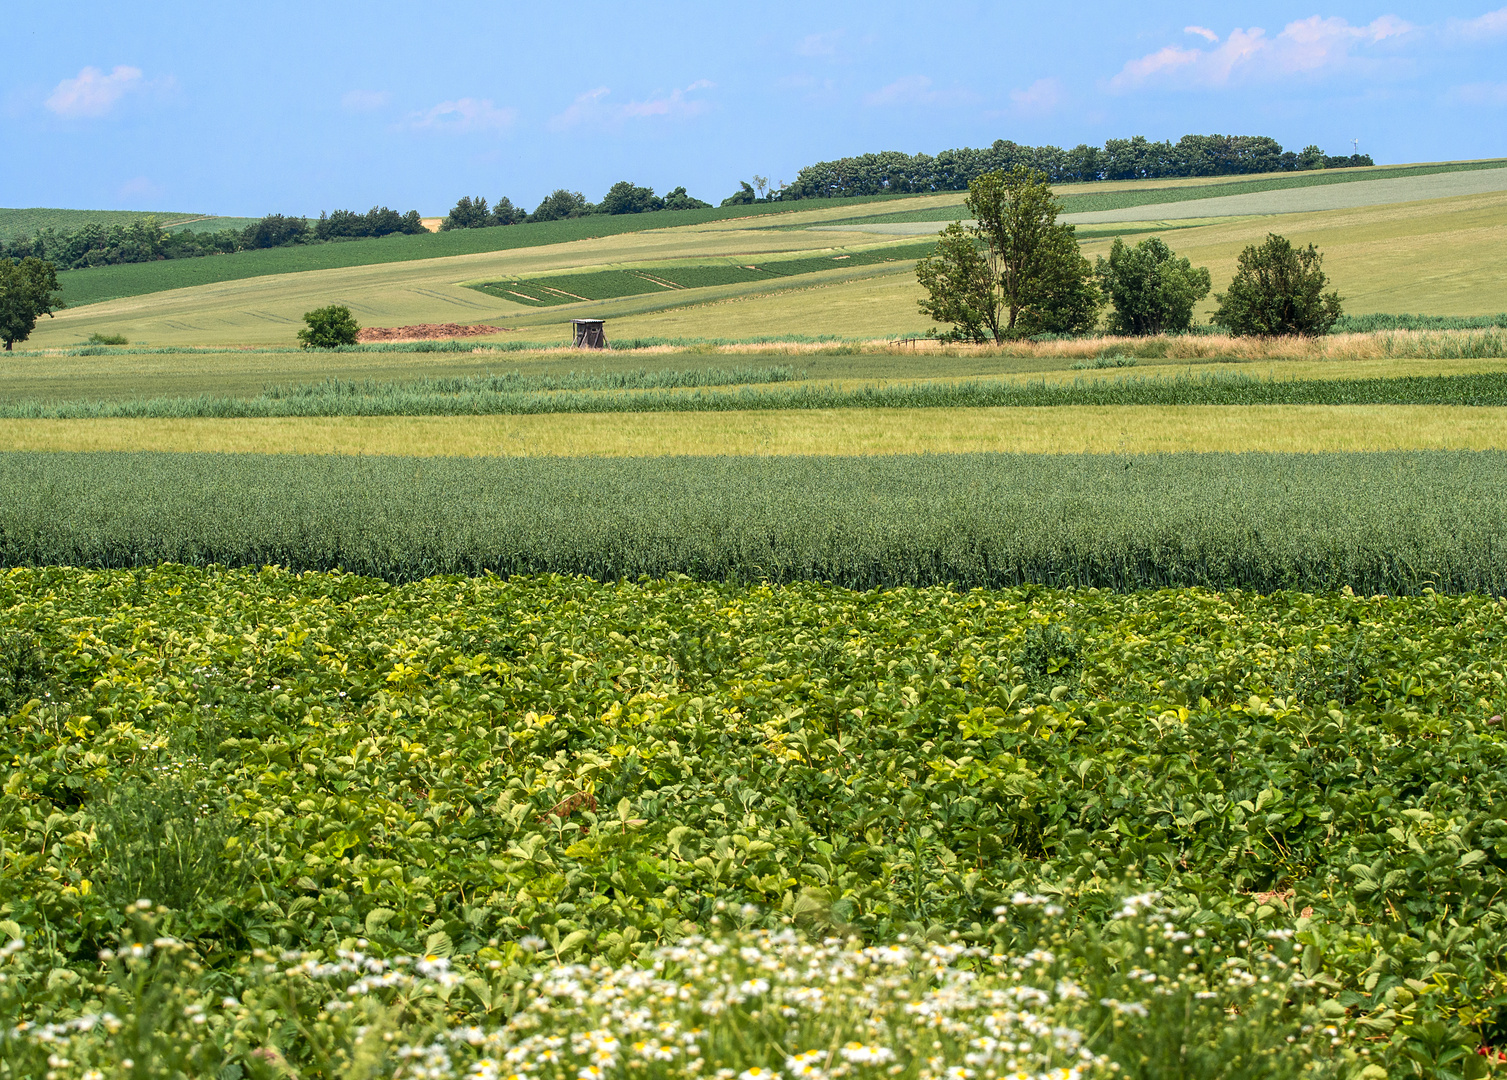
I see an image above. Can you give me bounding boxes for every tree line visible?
[781,135,1374,199]
[0,206,427,273]
[915,166,1344,342]
[439,181,712,230]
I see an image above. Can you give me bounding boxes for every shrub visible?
[1212,233,1343,336]
[1097,236,1212,335]
[84,332,128,345]
[297,304,360,348]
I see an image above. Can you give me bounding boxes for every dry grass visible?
[4,404,1505,458]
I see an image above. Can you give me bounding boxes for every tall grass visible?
[5,370,1507,419]
[3,450,1505,595]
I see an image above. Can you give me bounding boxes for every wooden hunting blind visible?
[571,319,607,349]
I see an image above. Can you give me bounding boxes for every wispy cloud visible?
[549,82,713,130]
[1009,77,1064,115]
[1448,5,1507,39]
[342,89,391,112]
[863,74,976,108]
[409,97,516,133]
[1184,26,1219,43]
[1110,14,1415,91]
[45,65,144,118]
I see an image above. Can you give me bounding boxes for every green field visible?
[4,449,1506,593]
[12,157,1507,1080]
[16,162,1506,351]
[3,566,1505,1076]
[806,157,1507,226]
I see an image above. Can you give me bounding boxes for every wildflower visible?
[739,1068,780,1080]
[519,936,547,953]
[840,1043,896,1065]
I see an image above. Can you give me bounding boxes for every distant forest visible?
[780,135,1374,199]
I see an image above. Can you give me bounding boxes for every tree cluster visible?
[440,182,713,230]
[916,169,1343,341]
[784,135,1374,199]
[1,205,427,271]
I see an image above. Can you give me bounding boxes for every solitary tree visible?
[0,257,65,351]
[1096,236,1212,335]
[1212,233,1343,336]
[298,304,360,348]
[916,166,1100,342]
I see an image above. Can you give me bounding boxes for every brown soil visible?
[356,323,513,343]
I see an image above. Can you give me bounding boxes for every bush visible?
[241,213,310,249]
[84,332,128,345]
[1212,233,1343,336]
[297,304,360,348]
[661,186,712,210]
[1097,236,1212,335]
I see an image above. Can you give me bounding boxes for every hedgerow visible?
[2,568,1505,1075]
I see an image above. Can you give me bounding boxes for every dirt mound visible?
[356,323,512,343]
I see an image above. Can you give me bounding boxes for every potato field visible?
[3,566,1507,1079]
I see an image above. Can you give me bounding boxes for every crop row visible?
[469,244,937,307]
[7,368,1507,419]
[2,567,1504,1073]
[3,450,1506,594]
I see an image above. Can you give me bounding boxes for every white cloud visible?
[1453,80,1507,104]
[1009,77,1064,114]
[1111,14,1415,91]
[863,75,976,108]
[1449,6,1507,38]
[342,89,391,112]
[549,83,713,130]
[409,97,516,133]
[1184,25,1219,42]
[45,65,143,118]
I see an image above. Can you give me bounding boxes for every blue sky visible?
[5,0,1505,216]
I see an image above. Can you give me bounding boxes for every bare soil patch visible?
[356,323,513,343]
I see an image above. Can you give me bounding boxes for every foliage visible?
[314,206,425,240]
[5,450,1507,593]
[661,186,712,210]
[243,213,311,249]
[722,181,757,206]
[1213,234,1344,337]
[491,196,527,225]
[83,332,128,345]
[598,181,663,215]
[531,190,593,222]
[915,223,996,342]
[916,167,1101,342]
[783,133,1377,198]
[1097,237,1212,335]
[0,256,65,350]
[441,196,493,230]
[2,567,1506,1074]
[297,304,360,349]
